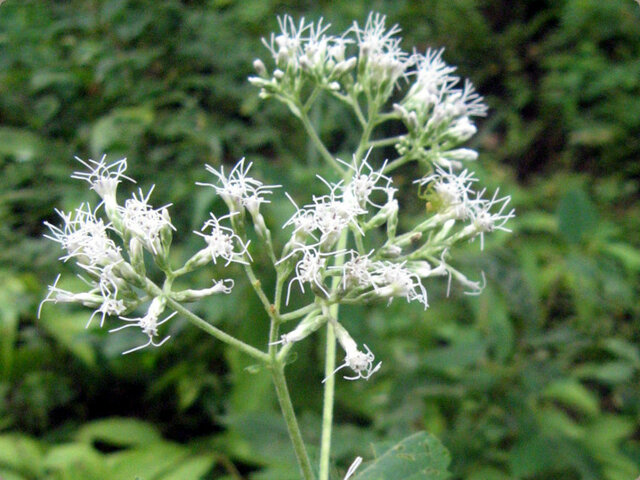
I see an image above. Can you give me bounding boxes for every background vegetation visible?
[1,0,639,479]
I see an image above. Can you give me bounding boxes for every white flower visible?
[119,186,175,255]
[400,47,487,137]
[285,178,366,249]
[327,341,381,382]
[448,116,477,142]
[44,203,122,267]
[38,274,127,327]
[312,190,366,246]
[404,48,457,117]
[429,79,487,129]
[466,188,515,250]
[110,297,175,355]
[335,250,374,290]
[283,192,318,241]
[286,247,331,304]
[263,15,312,71]
[195,213,251,265]
[339,154,395,209]
[415,166,478,220]
[198,158,279,214]
[353,13,412,93]
[371,261,428,308]
[71,155,134,204]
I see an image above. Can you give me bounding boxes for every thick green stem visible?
[271,363,316,480]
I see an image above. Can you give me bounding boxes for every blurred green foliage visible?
[1,0,639,479]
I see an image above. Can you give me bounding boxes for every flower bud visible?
[129,237,145,276]
[253,58,267,77]
[172,279,234,302]
[448,116,477,142]
[444,148,478,162]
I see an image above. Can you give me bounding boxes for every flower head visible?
[195,213,251,265]
[286,247,332,304]
[353,13,412,94]
[326,340,381,382]
[71,155,135,203]
[38,274,127,327]
[339,154,395,210]
[110,297,175,355]
[199,158,279,215]
[467,188,515,250]
[44,203,122,267]
[415,166,478,220]
[371,261,428,308]
[119,186,175,256]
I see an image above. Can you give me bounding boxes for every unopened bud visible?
[253,58,267,76]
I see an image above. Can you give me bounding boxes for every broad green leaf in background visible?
[37,310,96,368]
[556,188,598,244]
[0,127,44,163]
[106,442,191,480]
[157,454,216,480]
[75,417,162,447]
[354,432,451,480]
[43,442,107,480]
[0,434,43,478]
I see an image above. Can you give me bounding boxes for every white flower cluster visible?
[41,157,236,353]
[415,166,515,250]
[42,12,514,387]
[247,13,515,382]
[251,13,489,172]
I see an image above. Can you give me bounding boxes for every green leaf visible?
[0,434,43,476]
[158,454,216,480]
[90,106,155,156]
[0,273,26,379]
[0,470,30,480]
[509,435,566,478]
[37,310,96,367]
[0,127,44,163]
[601,242,640,272]
[574,361,635,385]
[43,443,106,479]
[106,443,190,480]
[541,379,600,417]
[556,188,599,243]
[75,417,162,447]
[353,432,451,480]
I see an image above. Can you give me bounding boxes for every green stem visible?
[368,135,404,148]
[297,105,346,175]
[271,363,316,480]
[164,296,269,363]
[382,155,412,174]
[280,303,320,323]
[319,229,349,480]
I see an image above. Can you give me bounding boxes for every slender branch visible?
[382,154,412,174]
[242,262,277,319]
[165,296,269,363]
[271,364,316,480]
[368,135,405,149]
[374,111,401,125]
[279,303,320,323]
[296,105,346,175]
